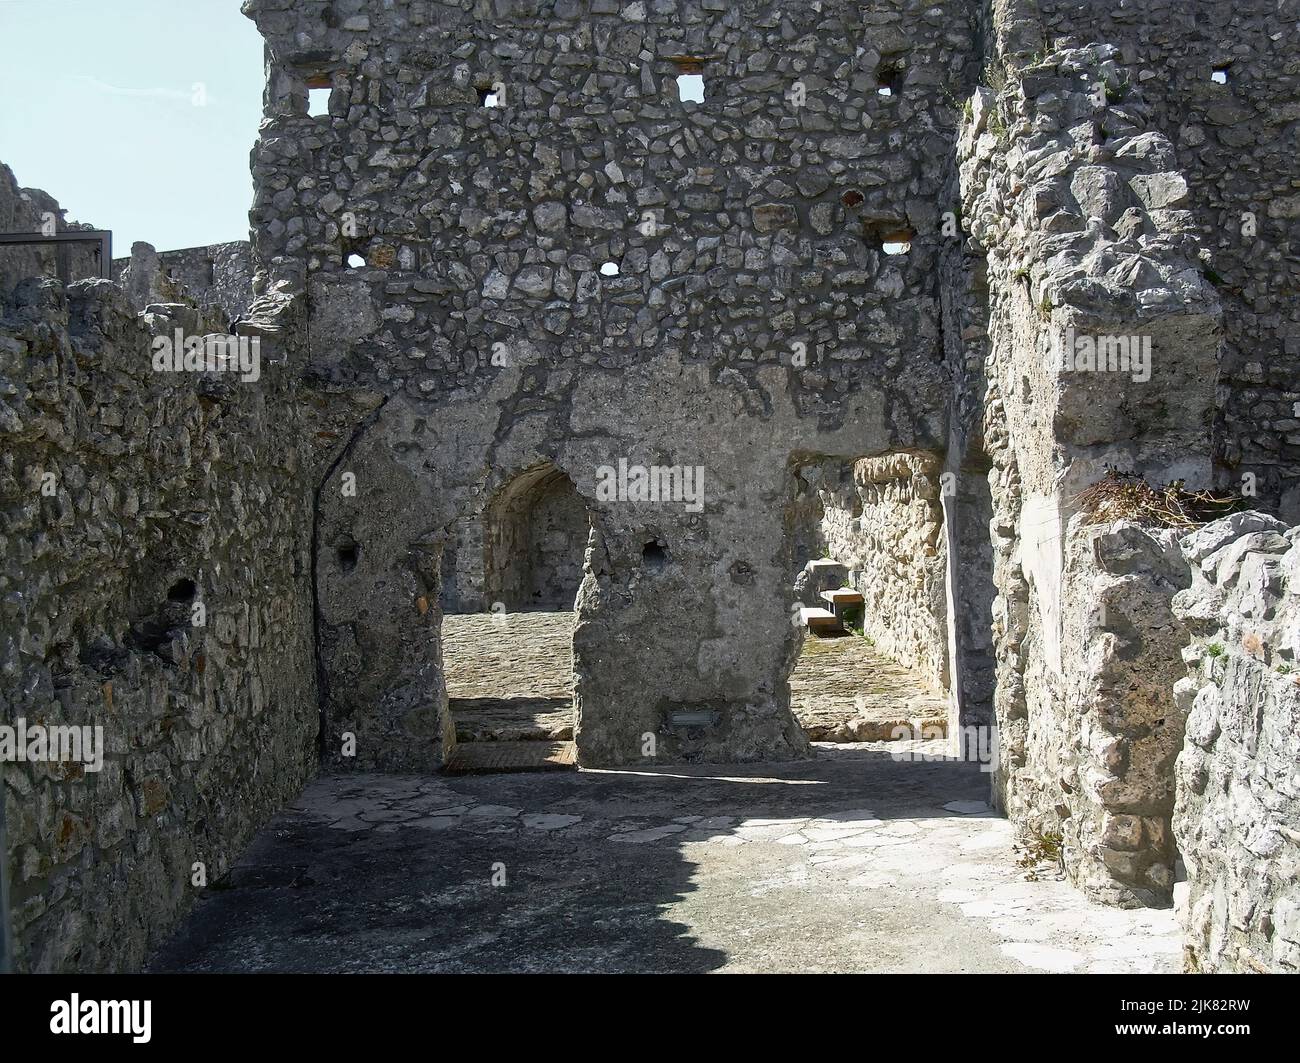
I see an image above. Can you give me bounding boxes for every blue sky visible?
[0,0,265,253]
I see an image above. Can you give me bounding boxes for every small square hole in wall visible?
[600,261,620,276]
[346,253,366,269]
[867,222,915,256]
[1211,66,1230,84]
[167,578,197,603]
[477,83,504,108]
[337,540,359,574]
[676,73,705,103]
[306,74,333,117]
[670,57,707,104]
[876,59,904,96]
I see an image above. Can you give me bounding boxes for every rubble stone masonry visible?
[2,0,1298,973]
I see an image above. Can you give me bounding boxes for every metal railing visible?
[0,229,113,284]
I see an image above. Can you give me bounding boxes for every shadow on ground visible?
[147,743,1008,972]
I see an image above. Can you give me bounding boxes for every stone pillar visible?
[960,43,1223,903]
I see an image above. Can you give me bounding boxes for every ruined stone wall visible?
[994,0,1300,516]
[7,0,1296,975]
[440,511,487,612]
[959,41,1221,904]
[0,276,317,972]
[114,241,254,326]
[948,455,996,732]
[1173,512,1300,973]
[805,452,949,690]
[245,0,981,769]
[1053,520,1191,907]
[963,2,1300,908]
[0,164,101,296]
[936,74,996,741]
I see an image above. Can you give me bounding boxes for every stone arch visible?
[483,462,592,612]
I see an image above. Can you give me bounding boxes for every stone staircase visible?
[797,559,863,634]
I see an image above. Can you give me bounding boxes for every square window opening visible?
[307,77,332,117]
[676,73,705,103]
[865,221,915,256]
[876,59,905,97]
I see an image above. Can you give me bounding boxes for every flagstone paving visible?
[442,611,575,741]
[789,633,951,740]
[148,741,1181,974]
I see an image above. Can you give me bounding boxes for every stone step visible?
[820,589,863,606]
[805,559,847,580]
[798,560,852,619]
[908,715,949,740]
[800,606,842,632]
[443,740,577,775]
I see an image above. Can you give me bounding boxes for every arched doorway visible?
[441,463,592,773]
[484,463,590,611]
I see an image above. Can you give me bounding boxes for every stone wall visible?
[1054,519,1191,907]
[0,164,102,296]
[946,453,996,734]
[245,0,981,770]
[994,0,1300,517]
[440,511,487,613]
[115,241,254,326]
[959,40,1222,904]
[799,452,949,691]
[0,273,317,972]
[1173,512,1300,972]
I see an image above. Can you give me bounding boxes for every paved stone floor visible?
[443,612,575,741]
[445,612,948,744]
[148,743,1181,973]
[790,633,951,740]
